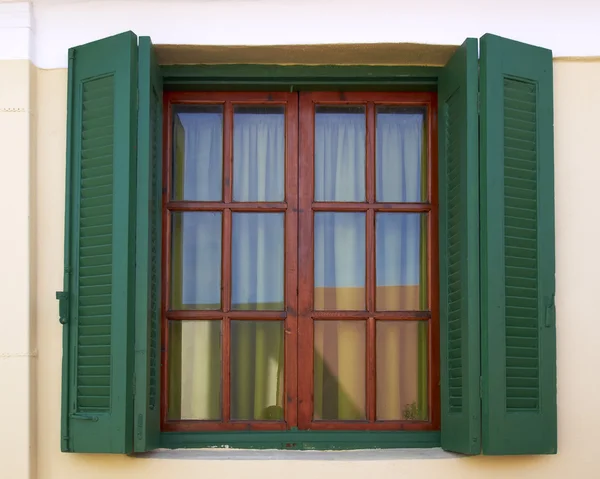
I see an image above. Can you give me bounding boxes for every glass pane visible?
[167,321,221,420]
[230,321,284,420]
[314,321,366,420]
[171,212,221,310]
[172,106,223,201]
[315,106,366,201]
[376,213,427,311]
[376,106,427,202]
[232,213,284,310]
[233,106,285,201]
[376,321,428,420]
[314,212,365,310]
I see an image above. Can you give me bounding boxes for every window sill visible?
[157,430,441,452]
[137,447,457,461]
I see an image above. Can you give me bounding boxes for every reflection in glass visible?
[314,321,366,420]
[232,213,284,310]
[171,212,221,310]
[376,321,428,420]
[172,106,223,201]
[230,321,284,420]
[376,213,427,311]
[315,106,366,201]
[376,106,427,202]
[233,106,285,201]
[314,212,365,310]
[167,321,221,420]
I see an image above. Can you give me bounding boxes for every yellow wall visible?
[0,59,37,479]
[11,59,597,478]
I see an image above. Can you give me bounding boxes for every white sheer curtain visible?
[178,112,223,201]
[376,111,426,419]
[170,107,426,421]
[231,110,285,419]
[229,111,285,419]
[234,111,284,201]
[376,112,424,310]
[313,111,367,419]
[376,112,424,202]
[376,213,422,310]
[314,110,365,201]
[232,213,283,310]
[314,110,367,310]
[171,110,285,420]
[231,111,285,309]
[171,112,224,420]
[180,212,221,309]
[313,110,425,420]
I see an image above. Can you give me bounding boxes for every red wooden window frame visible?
[161,90,439,432]
[161,92,298,432]
[297,92,439,431]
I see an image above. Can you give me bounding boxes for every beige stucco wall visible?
[2,55,599,479]
[0,2,597,478]
[0,58,583,478]
[0,59,37,479]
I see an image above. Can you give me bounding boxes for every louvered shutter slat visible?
[134,36,163,453]
[438,38,481,455]
[59,31,138,454]
[480,33,557,455]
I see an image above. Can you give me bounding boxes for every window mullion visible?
[366,102,376,204]
[223,101,233,203]
[367,317,376,422]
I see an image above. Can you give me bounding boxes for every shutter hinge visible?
[56,291,69,325]
[136,413,144,441]
[479,376,483,399]
[61,435,70,452]
[477,92,480,115]
[70,413,99,422]
[545,293,556,328]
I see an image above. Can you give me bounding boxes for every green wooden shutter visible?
[438,38,481,455]
[59,31,138,453]
[479,33,556,455]
[134,36,163,452]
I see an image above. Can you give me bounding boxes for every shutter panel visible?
[438,38,481,455]
[59,31,138,453]
[134,36,163,452]
[479,33,556,455]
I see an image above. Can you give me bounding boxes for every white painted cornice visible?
[0,2,33,61]
[3,0,600,68]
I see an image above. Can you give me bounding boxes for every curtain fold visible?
[232,213,284,310]
[376,111,424,202]
[233,111,284,201]
[315,109,365,201]
[231,321,284,420]
[178,111,223,201]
